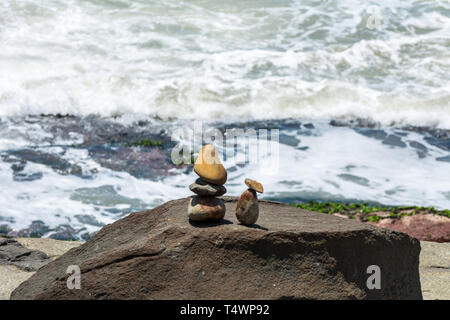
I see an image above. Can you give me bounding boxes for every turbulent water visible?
[0,0,449,239]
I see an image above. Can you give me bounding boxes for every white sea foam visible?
[0,0,449,127]
[0,1,449,235]
[0,118,449,234]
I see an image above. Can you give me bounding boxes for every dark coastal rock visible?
[417,151,426,159]
[436,155,450,163]
[11,198,422,300]
[13,172,43,182]
[0,225,12,235]
[74,215,105,228]
[7,220,51,238]
[279,134,300,147]
[9,160,45,182]
[424,136,450,152]
[3,115,179,181]
[330,118,378,128]
[337,173,370,187]
[89,146,176,180]
[0,237,50,271]
[80,232,96,242]
[393,131,408,137]
[49,225,78,241]
[6,221,83,241]
[355,129,387,140]
[409,141,428,152]
[382,135,407,148]
[6,150,83,177]
[189,178,227,196]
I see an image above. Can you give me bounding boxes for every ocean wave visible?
[0,0,449,127]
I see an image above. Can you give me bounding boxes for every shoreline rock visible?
[11,197,422,300]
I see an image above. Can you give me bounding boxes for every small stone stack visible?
[236,178,264,225]
[187,144,228,222]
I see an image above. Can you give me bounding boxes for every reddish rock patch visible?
[368,214,450,242]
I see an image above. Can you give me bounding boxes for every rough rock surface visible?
[0,238,49,271]
[419,241,450,300]
[368,214,450,242]
[0,237,84,300]
[11,197,422,300]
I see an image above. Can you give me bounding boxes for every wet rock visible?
[7,150,83,177]
[74,215,105,228]
[382,135,407,148]
[0,238,50,271]
[296,129,313,136]
[436,155,450,163]
[424,136,450,152]
[81,232,96,242]
[303,123,315,129]
[8,221,51,238]
[355,129,387,140]
[189,178,227,197]
[90,146,175,180]
[279,134,300,147]
[11,162,26,173]
[236,189,259,225]
[0,225,12,235]
[409,141,428,152]
[0,216,15,223]
[188,196,226,222]
[330,118,378,128]
[49,225,79,241]
[337,174,370,187]
[417,151,426,159]
[13,172,43,182]
[4,115,178,181]
[70,185,147,210]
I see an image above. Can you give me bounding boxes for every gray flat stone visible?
[0,238,49,271]
[419,241,450,300]
[189,178,226,196]
[382,134,407,148]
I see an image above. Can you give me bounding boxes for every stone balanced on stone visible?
[235,178,264,225]
[187,144,227,222]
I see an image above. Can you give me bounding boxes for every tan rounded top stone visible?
[244,178,264,193]
[194,144,227,186]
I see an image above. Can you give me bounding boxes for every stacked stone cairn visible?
[235,178,264,225]
[187,144,228,222]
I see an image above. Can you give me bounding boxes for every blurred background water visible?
[0,0,449,239]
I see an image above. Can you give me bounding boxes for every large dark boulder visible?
[0,238,49,271]
[11,197,422,299]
